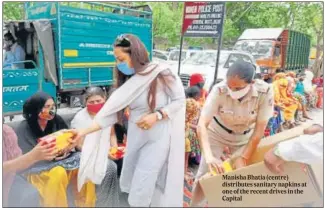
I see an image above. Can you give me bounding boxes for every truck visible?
[3,2,153,117]
[233,28,310,80]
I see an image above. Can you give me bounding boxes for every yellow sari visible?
[28,167,96,207]
[273,76,299,121]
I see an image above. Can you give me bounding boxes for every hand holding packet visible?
[38,129,75,157]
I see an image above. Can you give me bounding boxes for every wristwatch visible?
[156,111,163,121]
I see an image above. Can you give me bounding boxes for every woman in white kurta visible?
[71,87,119,207]
[70,34,186,207]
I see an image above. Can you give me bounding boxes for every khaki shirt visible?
[201,79,274,134]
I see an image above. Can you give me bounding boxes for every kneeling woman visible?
[71,87,119,207]
[191,61,274,206]
[16,92,95,207]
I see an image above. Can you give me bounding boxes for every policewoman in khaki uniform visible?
[191,60,274,206]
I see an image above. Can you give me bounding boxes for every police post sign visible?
[182,2,225,37]
[177,1,226,82]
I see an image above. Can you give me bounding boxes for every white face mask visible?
[227,85,251,100]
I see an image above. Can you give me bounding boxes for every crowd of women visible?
[2,33,323,207]
[265,70,323,136]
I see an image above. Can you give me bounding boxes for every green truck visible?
[233,28,311,79]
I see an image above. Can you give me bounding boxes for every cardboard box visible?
[199,123,323,207]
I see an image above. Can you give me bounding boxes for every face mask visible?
[87,103,104,114]
[227,85,251,100]
[117,62,135,76]
[39,107,56,120]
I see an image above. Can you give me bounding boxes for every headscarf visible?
[3,124,22,206]
[189,73,204,87]
[23,91,54,138]
[273,73,286,81]
[189,73,208,106]
[303,70,314,92]
[19,91,68,154]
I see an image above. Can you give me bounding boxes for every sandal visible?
[282,124,288,130]
[288,123,295,129]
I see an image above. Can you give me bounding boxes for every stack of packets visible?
[199,123,322,207]
[109,147,125,159]
[38,129,74,157]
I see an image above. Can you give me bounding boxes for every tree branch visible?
[232,3,254,24]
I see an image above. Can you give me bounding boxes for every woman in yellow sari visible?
[273,73,300,128]
[16,92,96,207]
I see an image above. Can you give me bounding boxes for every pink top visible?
[3,124,22,206]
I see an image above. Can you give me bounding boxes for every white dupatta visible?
[77,63,185,207]
[70,108,112,151]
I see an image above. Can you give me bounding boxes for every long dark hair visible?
[23,92,58,138]
[113,34,173,113]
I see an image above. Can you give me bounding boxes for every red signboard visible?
[182,2,225,37]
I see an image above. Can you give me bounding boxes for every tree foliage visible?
[3,2,24,20]
[3,2,323,52]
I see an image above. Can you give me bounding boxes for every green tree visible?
[3,1,323,54]
[293,2,323,58]
[3,2,24,20]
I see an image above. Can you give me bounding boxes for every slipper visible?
[289,123,295,129]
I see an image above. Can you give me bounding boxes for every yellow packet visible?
[222,161,233,173]
[38,129,74,151]
[209,161,233,176]
[56,132,74,150]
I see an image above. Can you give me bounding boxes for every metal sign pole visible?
[213,5,226,85]
[177,35,184,76]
